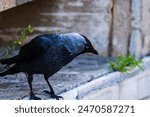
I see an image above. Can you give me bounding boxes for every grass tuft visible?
[109,54,144,73]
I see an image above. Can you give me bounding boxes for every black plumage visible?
[0,33,98,100]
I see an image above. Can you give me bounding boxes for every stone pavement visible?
[0,54,111,100]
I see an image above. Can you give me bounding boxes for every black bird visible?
[0,33,98,100]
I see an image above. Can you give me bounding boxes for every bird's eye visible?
[85,45,89,49]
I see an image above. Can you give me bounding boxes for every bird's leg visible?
[26,73,41,100]
[44,75,63,100]
[44,79,63,100]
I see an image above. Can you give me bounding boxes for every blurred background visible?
[0,0,150,100]
[0,0,150,57]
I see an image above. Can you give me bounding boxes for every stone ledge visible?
[60,56,150,100]
[0,0,33,12]
[1,55,150,100]
[0,55,111,100]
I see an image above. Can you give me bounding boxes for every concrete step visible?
[60,56,150,100]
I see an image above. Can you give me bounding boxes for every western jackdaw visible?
[0,33,98,100]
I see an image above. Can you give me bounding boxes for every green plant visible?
[4,24,34,57]
[109,54,143,73]
[48,30,52,34]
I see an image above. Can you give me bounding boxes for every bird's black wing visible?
[18,35,51,63]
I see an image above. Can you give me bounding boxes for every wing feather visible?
[18,35,51,63]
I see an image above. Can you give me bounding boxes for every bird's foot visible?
[51,94,64,100]
[29,93,41,100]
[43,90,63,100]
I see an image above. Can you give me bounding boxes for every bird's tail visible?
[0,65,20,76]
[0,56,19,65]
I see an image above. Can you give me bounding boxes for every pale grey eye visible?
[86,45,89,49]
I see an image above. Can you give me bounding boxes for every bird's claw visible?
[43,90,64,100]
[29,93,41,100]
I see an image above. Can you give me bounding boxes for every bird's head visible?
[80,34,98,55]
[61,33,98,56]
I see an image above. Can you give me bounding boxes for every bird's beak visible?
[90,47,98,55]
